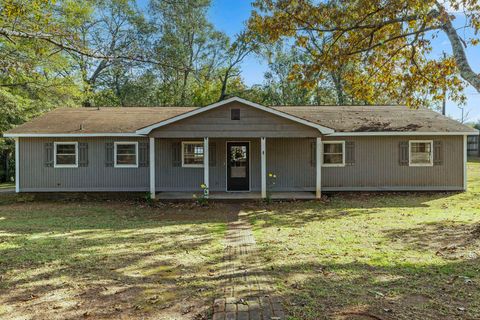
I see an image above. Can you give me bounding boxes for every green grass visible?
[0,182,14,189]
[0,201,227,319]
[247,159,480,319]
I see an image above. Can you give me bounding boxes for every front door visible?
[227,142,249,191]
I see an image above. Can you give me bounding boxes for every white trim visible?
[54,142,78,168]
[261,137,266,198]
[409,140,433,167]
[204,137,209,198]
[4,133,144,138]
[464,135,467,191]
[322,141,346,167]
[181,141,204,168]
[135,97,335,135]
[149,137,155,199]
[329,131,477,137]
[316,137,322,199]
[114,141,138,168]
[15,138,19,193]
[225,141,251,192]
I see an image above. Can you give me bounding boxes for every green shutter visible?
[78,142,89,167]
[44,143,54,167]
[310,141,316,167]
[433,140,443,165]
[172,142,181,167]
[105,142,114,167]
[209,142,216,166]
[345,141,355,165]
[399,141,409,166]
[139,142,149,167]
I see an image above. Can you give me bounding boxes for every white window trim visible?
[409,140,434,167]
[54,142,78,168]
[182,141,204,168]
[114,141,138,168]
[322,141,346,167]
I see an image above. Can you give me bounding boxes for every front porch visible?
[156,191,316,200]
[148,136,324,200]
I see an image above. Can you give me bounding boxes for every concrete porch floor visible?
[156,191,316,200]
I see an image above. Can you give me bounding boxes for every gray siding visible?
[265,136,463,191]
[19,137,149,192]
[155,138,261,192]
[150,101,320,138]
[17,135,464,193]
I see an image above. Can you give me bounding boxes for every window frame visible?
[231,108,240,120]
[409,140,433,167]
[114,141,138,168]
[322,141,346,167]
[181,141,204,168]
[54,142,78,168]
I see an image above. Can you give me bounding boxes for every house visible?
[4,97,478,199]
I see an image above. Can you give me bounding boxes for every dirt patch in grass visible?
[0,200,236,320]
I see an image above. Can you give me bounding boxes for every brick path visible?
[212,209,285,320]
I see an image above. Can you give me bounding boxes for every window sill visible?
[182,165,204,168]
[54,165,78,168]
[409,163,433,167]
[114,165,139,168]
[322,164,345,168]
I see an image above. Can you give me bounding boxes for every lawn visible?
[248,159,480,320]
[1,162,479,320]
[0,200,228,319]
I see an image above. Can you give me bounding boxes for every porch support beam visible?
[464,134,468,191]
[204,137,209,198]
[149,137,155,199]
[316,137,322,199]
[15,138,19,193]
[261,137,266,198]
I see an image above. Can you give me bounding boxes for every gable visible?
[149,101,321,138]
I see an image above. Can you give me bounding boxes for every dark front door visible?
[227,142,249,191]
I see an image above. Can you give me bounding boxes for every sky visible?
[145,0,480,123]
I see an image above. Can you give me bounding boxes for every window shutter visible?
[209,142,216,166]
[139,142,149,167]
[310,141,316,167]
[78,142,89,167]
[105,142,114,167]
[172,142,181,167]
[399,141,409,166]
[345,141,355,165]
[433,140,443,165]
[44,142,54,167]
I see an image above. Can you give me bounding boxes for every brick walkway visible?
[212,209,285,320]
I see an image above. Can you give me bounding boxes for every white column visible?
[204,137,209,198]
[261,137,266,198]
[149,137,155,199]
[316,137,322,199]
[464,135,468,191]
[15,138,19,193]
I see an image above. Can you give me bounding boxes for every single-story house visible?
[4,97,478,199]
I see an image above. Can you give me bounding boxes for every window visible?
[231,108,240,120]
[182,141,204,167]
[54,142,78,168]
[323,141,345,167]
[409,140,433,166]
[114,142,138,168]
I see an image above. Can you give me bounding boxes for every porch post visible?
[261,137,266,198]
[149,137,155,199]
[15,138,19,193]
[464,134,468,191]
[204,137,209,198]
[316,137,322,199]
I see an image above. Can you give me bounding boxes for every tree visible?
[249,0,479,107]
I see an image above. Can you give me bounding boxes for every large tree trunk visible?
[441,13,480,92]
